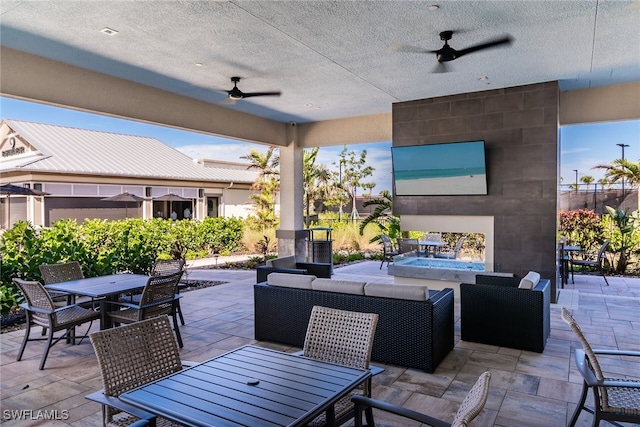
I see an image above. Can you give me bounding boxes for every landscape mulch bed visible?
[0,279,227,334]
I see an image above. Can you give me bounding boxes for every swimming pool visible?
[388,255,486,283]
[395,257,485,271]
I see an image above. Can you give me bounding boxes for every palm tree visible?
[594,158,640,207]
[593,158,640,188]
[580,175,595,191]
[241,147,280,229]
[358,190,400,241]
[303,148,333,227]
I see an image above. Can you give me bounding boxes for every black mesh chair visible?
[379,234,399,269]
[569,240,610,286]
[107,272,184,348]
[12,278,100,370]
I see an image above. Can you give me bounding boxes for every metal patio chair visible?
[569,240,610,286]
[379,234,399,269]
[397,238,425,256]
[39,261,84,303]
[434,236,466,260]
[88,316,191,427]
[352,371,491,427]
[12,278,100,370]
[302,305,379,427]
[151,259,186,325]
[561,307,640,426]
[107,272,184,348]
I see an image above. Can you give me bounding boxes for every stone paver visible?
[1,261,638,426]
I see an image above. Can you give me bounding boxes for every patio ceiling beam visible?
[0,47,392,148]
[0,47,287,147]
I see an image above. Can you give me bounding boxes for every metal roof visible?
[1,119,257,183]
[1,1,638,124]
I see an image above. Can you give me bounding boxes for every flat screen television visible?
[391,141,487,196]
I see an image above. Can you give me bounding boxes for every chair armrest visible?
[575,349,640,389]
[85,390,157,421]
[593,349,640,357]
[139,296,181,310]
[351,395,449,427]
[20,303,54,315]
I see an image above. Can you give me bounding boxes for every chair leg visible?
[601,269,609,286]
[176,300,185,326]
[364,407,375,427]
[16,318,32,362]
[39,327,56,370]
[569,382,589,427]
[172,313,183,348]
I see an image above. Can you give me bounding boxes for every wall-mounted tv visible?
[392,141,487,196]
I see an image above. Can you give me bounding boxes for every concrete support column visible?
[276,123,307,260]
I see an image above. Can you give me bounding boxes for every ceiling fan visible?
[220,77,281,103]
[391,30,513,73]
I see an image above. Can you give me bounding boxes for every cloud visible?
[175,142,267,162]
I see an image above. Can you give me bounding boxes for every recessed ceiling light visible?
[195,63,203,67]
[477,76,489,81]
[100,27,118,36]
[428,5,439,11]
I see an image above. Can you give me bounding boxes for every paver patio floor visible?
[1,261,639,426]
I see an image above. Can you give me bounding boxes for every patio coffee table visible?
[119,345,371,427]
[44,274,149,329]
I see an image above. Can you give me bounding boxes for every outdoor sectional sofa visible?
[460,272,551,353]
[254,273,455,372]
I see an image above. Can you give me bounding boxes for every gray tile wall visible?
[392,81,559,300]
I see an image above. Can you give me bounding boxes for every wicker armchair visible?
[352,371,491,427]
[106,272,184,348]
[379,234,399,269]
[152,259,186,325]
[302,305,379,427]
[460,274,551,352]
[88,316,191,427]
[39,261,84,303]
[561,308,640,426]
[12,278,100,370]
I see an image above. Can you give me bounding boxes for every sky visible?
[1,96,638,193]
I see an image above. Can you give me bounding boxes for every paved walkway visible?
[1,261,638,426]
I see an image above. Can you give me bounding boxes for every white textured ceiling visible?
[1,0,639,124]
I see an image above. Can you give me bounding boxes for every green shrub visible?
[0,217,245,315]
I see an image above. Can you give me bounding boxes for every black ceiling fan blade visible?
[456,36,513,58]
[241,91,281,98]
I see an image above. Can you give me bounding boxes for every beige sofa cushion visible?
[266,256,298,269]
[518,271,541,289]
[364,283,429,301]
[267,272,316,289]
[312,279,366,295]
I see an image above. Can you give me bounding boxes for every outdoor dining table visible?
[119,345,371,427]
[418,240,447,257]
[44,273,149,330]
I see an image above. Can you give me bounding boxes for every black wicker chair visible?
[460,274,551,352]
[12,278,100,370]
[256,255,331,283]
